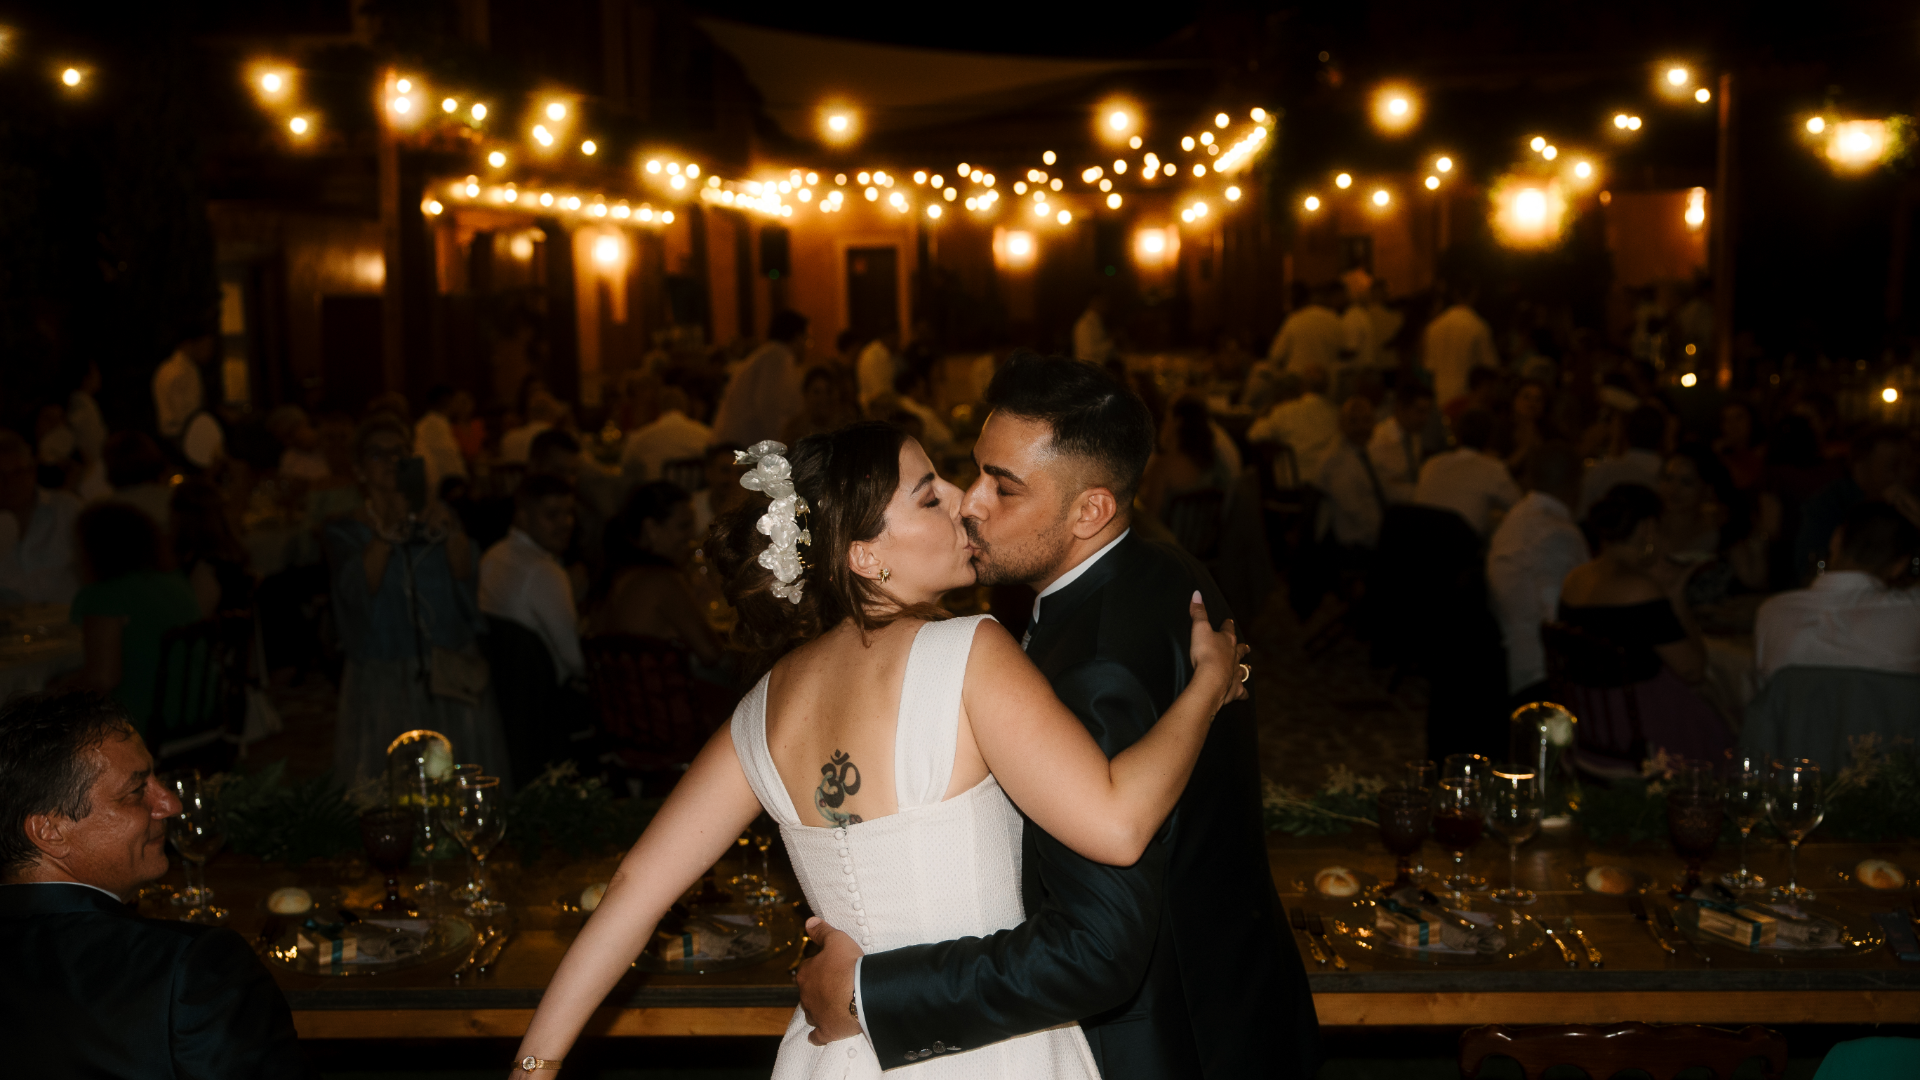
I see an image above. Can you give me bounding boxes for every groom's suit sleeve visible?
[858,657,1170,1069]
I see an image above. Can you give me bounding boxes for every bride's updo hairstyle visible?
[706,421,948,674]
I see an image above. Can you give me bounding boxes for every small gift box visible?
[1694,901,1779,949]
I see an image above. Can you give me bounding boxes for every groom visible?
[797,353,1318,1076]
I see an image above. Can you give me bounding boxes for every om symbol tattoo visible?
[815,749,863,827]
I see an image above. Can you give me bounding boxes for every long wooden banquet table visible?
[178,830,1920,1040]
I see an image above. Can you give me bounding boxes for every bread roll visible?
[1315,867,1361,897]
[1585,866,1635,895]
[267,886,314,915]
[581,882,609,912]
[1857,860,1906,890]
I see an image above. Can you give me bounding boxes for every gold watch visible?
[517,1055,562,1072]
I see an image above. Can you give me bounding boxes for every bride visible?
[511,421,1246,1077]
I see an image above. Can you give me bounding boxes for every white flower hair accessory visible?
[736,440,812,604]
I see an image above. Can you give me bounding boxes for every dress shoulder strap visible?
[728,675,802,826]
[893,614,996,809]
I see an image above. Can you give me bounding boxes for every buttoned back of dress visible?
[731,613,1098,1078]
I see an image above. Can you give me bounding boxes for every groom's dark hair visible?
[986,351,1155,504]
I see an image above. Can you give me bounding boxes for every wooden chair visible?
[1542,620,1648,778]
[149,612,253,774]
[1459,1022,1787,1080]
[583,634,729,776]
[482,615,591,784]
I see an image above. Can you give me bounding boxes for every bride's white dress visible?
[731,614,1100,1079]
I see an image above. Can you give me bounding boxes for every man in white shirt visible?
[1072,294,1115,365]
[478,474,585,684]
[1487,443,1591,697]
[413,386,471,494]
[855,329,898,410]
[621,386,712,483]
[1248,364,1340,487]
[1364,279,1405,371]
[1756,501,1920,684]
[151,338,209,441]
[716,310,809,445]
[1368,384,1434,504]
[1580,405,1668,515]
[1246,283,1345,414]
[0,433,81,607]
[1316,396,1387,549]
[1415,409,1521,537]
[1422,287,1498,408]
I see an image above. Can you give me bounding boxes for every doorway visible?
[846,246,900,344]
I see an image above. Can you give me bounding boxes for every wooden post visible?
[1711,71,1736,389]
[377,70,406,397]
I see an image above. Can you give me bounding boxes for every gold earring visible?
[879,568,891,583]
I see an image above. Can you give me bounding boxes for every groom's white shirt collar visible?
[1031,528,1130,626]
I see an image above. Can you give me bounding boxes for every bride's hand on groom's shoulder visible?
[1188,592,1251,711]
[796,917,866,1045]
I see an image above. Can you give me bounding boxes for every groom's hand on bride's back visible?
[797,917,866,1044]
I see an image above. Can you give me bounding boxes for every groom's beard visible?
[964,513,1074,587]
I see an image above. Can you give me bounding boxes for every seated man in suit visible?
[0,688,315,1078]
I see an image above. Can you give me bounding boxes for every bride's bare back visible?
[766,617,992,827]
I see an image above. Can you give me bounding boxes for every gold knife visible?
[450,925,498,981]
[1565,917,1602,968]
[1539,922,1579,967]
[474,930,513,976]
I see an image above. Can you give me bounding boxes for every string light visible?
[396,78,412,93]
[1214,112,1229,128]
[1436,157,1453,172]
[1335,173,1352,188]
[546,102,567,121]
[1107,193,1122,208]
[471,103,487,121]
[1424,175,1439,189]
[1372,189,1390,207]
[288,116,309,135]
[442,97,457,113]
[488,151,507,168]
[581,140,596,155]
[1304,195,1321,211]
[1695,88,1711,104]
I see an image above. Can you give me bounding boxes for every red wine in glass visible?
[1432,808,1484,851]
[1666,790,1724,893]
[360,808,420,916]
[1377,789,1432,886]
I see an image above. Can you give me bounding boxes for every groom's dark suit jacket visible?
[0,881,316,1078]
[861,532,1318,1077]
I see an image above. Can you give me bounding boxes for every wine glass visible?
[729,828,759,894]
[449,775,508,916]
[440,764,483,902]
[1768,759,1825,900]
[1664,763,1725,894]
[753,831,780,905]
[1720,753,1769,891]
[165,772,227,924]
[1441,754,1493,788]
[1402,761,1437,875]
[1376,788,1432,887]
[1486,767,1542,905]
[1432,780,1487,904]
[360,807,420,916]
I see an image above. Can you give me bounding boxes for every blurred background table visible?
[152,830,1920,1039]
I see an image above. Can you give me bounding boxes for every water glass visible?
[1376,788,1432,887]
[165,771,228,924]
[448,775,508,916]
[1432,780,1487,903]
[440,764,484,902]
[1486,767,1542,905]
[1768,759,1825,900]
[1720,753,1769,890]
[1402,760,1437,874]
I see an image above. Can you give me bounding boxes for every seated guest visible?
[1488,443,1589,701]
[170,479,254,617]
[585,482,724,669]
[479,474,585,685]
[624,385,713,482]
[1141,395,1239,523]
[104,431,177,526]
[70,502,201,741]
[1414,409,1520,537]
[1496,378,1558,475]
[265,406,330,482]
[1715,400,1765,491]
[1654,442,1772,600]
[0,688,314,1078]
[0,430,82,606]
[691,442,749,536]
[1558,484,1730,764]
[1248,363,1340,486]
[1794,425,1914,583]
[1368,383,1433,504]
[499,391,568,465]
[1580,404,1667,515]
[870,361,955,453]
[1316,395,1388,550]
[1756,501,1920,684]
